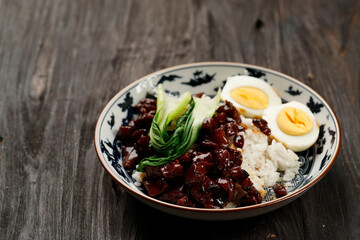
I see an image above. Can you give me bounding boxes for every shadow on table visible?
[119,191,274,240]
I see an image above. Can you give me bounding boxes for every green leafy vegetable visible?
[148,84,192,152]
[137,85,221,172]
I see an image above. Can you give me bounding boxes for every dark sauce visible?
[120,100,263,208]
[273,183,287,198]
[252,118,271,136]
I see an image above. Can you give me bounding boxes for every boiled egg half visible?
[262,101,319,152]
[221,76,282,118]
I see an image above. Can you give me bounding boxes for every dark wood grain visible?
[0,0,359,239]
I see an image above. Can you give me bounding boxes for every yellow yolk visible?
[230,87,269,110]
[277,107,313,136]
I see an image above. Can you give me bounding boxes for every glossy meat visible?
[121,99,267,208]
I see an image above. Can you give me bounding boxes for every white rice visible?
[240,116,300,192]
[132,169,145,186]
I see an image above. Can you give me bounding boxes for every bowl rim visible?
[94,61,341,213]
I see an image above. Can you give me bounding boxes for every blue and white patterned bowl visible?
[94,62,341,220]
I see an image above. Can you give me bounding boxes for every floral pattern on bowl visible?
[95,62,340,220]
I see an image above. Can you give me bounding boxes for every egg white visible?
[262,101,319,152]
[221,76,282,118]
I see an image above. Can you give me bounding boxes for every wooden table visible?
[1,0,359,239]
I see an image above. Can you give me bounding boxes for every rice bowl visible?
[94,62,341,220]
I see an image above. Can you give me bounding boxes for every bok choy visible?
[137,85,221,172]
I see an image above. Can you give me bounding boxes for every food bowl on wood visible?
[94,62,341,220]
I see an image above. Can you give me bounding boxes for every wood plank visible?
[0,0,359,239]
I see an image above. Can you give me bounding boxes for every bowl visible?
[94,62,341,220]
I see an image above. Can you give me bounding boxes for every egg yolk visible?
[230,87,269,110]
[277,107,313,136]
